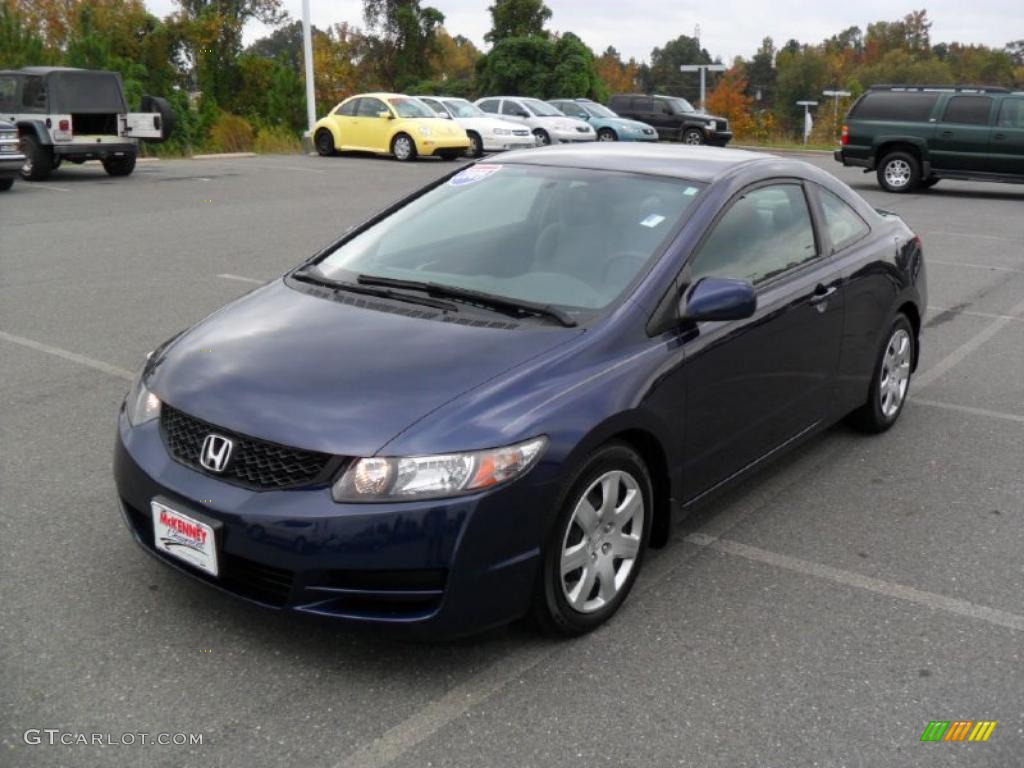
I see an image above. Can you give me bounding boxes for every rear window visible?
[851,91,939,122]
[0,76,16,111]
[942,95,993,126]
[49,71,127,113]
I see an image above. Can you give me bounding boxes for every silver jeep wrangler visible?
[0,67,174,181]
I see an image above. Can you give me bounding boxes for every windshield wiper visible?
[356,274,578,327]
[292,269,458,312]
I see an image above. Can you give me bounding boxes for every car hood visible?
[600,117,653,132]
[147,280,579,457]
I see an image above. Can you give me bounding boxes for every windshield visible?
[522,98,563,117]
[311,165,705,315]
[389,97,436,118]
[668,97,696,114]
[583,103,617,118]
[443,99,485,118]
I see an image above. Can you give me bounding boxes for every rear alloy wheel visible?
[315,128,336,157]
[533,128,551,146]
[597,128,617,142]
[848,314,915,433]
[20,135,53,181]
[102,153,136,177]
[682,128,704,145]
[391,133,416,162]
[466,131,484,158]
[877,151,920,193]
[533,442,651,636]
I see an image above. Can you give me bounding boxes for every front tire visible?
[877,151,921,193]
[847,314,915,433]
[391,133,416,162]
[0,177,13,191]
[597,128,617,142]
[102,153,136,177]
[532,442,651,637]
[533,128,551,146]
[315,128,336,157]
[466,131,484,158]
[682,128,704,145]
[20,135,53,181]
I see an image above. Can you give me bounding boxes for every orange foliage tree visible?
[595,46,638,95]
[705,66,754,139]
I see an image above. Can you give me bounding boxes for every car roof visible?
[0,66,87,76]
[344,92,410,101]
[494,143,783,183]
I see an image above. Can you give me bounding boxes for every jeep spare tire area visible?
[139,95,177,143]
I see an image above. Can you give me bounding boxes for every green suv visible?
[834,85,1024,192]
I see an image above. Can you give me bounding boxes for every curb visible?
[734,144,834,157]
[190,152,258,160]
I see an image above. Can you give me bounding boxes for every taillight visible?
[59,119,70,132]
[840,124,849,145]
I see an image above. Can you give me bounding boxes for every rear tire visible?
[847,314,915,433]
[533,128,551,146]
[315,128,336,157]
[102,153,136,177]
[876,151,921,193]
[20,135,53,181]
[0,177,13,191]
[532,442,651,637]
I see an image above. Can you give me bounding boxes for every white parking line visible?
[915,294,1024,390]
[930,230,1020,243]
[927,305,1024,322]
[217,273,266,285]
[0,330,133,380]
[929,259,1024,274]
[685,533,1024,633]
[910,397,1024,425]
[31,183,72,193]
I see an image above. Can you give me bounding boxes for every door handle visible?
[809,284,837,310]
[994,133,1007,141]
[940,130,954,138]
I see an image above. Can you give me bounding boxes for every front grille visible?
[512,129,530,136]
[301,568,447,618]
[160,404,336,490]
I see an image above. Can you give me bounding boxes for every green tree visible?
[773,44,829,132]
[745,37,776,108]
[362,0,445,90]
[476,35,551,96]
[0,0,47,68]
[548,32,606,100]
[484,0,551,44]
[648,35,712,99]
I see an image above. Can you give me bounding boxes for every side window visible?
[0,76,16,111]
[478,99,499,113]
[818,188,870,252]
[560,103,585,118]
[631,97,652,111]
[21,76,47,112]
[357,97,387,117]
[501,100,525,116]
[335,99,358,116]
[419,98,443,115]
[690,184,818,285]
[942,95,993,126]
[997,97,1024,129]
[658,99,674,115]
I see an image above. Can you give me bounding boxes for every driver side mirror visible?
[679,277,757,322]
[516,110,529,118]
[378,110,393,120]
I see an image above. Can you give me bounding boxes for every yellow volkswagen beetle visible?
[313,92,469,162]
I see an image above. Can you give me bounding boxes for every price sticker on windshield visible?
[449,164,502,186]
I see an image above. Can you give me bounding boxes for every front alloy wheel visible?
[682,128,704,145]
[533,129,551,146]
[533,442,651,636]
[392,134,415,161]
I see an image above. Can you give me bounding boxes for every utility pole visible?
[796,100,818,144]
[680,64,726,112]
[302,0,316,137]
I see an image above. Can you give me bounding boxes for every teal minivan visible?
[834,84,1024,192]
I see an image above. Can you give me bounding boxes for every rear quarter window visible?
[851,91,940,122]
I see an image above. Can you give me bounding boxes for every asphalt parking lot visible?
[2,149,1023,768]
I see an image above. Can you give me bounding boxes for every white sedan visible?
[418,96,538,157]
[474,96,596,146]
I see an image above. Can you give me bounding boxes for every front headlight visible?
[705,120,716,130]
[418,126,432,136]
[492,128,511,136]
[125,372,161,426]
[332,436,548,502]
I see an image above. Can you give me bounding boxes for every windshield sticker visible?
[449,164,502,186]
[683,186,699,196]
[640,214,666,228]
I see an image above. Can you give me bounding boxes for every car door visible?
[331,98,360,149]
[930,94,996,172]
[680,181,845,500]
[992,96,1024,176]
[354,96,390,151]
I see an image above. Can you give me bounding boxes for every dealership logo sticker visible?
[449,164,502,186]
[920,720,997,742]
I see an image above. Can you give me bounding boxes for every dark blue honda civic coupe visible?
[115,144,925,637]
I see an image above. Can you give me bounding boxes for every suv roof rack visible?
[869,84,1010,94]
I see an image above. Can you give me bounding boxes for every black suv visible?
[835,85,1024,192]
[608,93,732,146]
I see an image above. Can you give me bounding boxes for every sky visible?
[144,1,1022,64]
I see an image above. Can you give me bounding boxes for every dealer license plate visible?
[151,500,219,577]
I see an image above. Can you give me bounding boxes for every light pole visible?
[822,89,851,125]
[302,0,316,137]
[796,100,818,145]
[680,64,726,112]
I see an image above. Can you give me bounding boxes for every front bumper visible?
[482,136,536,152]
[551,128,596,143]
[416,135,470,156]
[114,411,557,638]
[621,132,658,142]
[0,155,24,177]
[705,130,733,147]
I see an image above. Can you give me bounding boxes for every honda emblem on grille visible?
[199,434,233,473]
